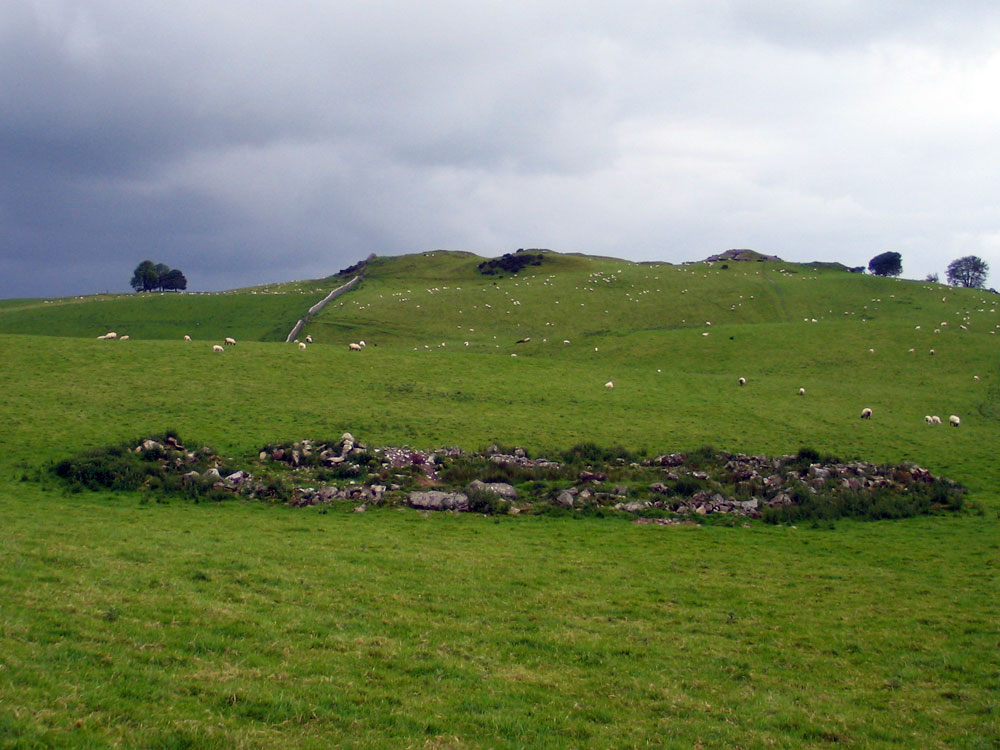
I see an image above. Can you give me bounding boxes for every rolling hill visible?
[1,249,997,748]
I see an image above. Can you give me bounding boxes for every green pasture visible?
[0,250,998,748]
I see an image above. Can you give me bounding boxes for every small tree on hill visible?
[868,251,902,277]
[130,260,187,292]
[161,269,188,291]
[130,260,158,292]
[946,255,989,288]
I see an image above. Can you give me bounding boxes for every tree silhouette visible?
[868,251,902,277]
[130,260,187,292]
[946,256,989,288]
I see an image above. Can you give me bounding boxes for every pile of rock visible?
[259,433,369,468]
[290,483,387,507]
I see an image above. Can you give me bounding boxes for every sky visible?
[3,0,1000,298]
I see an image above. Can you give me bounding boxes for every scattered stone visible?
[555,491,575,508]
[407,491,469,511]
[467,480,517,498]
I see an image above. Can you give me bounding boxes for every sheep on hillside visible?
[183,335,192,342]
[105,332,117,339]
[212,344,225,353]
[224,337,236,346]
[798,388,806,396]
[949,415,961,427]
[305,335,313,344]
[861,408,873,419]
[738,377,746,386]
[348,342,362,351]
[604,381,614,389]
[119,335,129,341]
[298,341,307,350]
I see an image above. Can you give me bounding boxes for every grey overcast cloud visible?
[3,1,999,298]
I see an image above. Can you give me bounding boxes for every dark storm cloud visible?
[2,1,999,298]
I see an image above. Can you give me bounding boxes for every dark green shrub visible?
[672,478,701,496]
[466,489,510,515]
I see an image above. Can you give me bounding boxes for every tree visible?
[154,263,171,290]
[868,251,902,277]
[946,256,989,288]
[925,273,939,283]
[161,269,187,291]
[130,260,186,292]
[130,260,158,292]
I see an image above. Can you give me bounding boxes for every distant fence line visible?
[285,275,362,343]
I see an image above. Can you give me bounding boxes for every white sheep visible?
[924,415,934,424]
[798,388,806,396]
[119,335,129,341]
[359,340,367,348]
[298,342,307,350]
[348,342,362,351]
[861,408,873,419]
[105,332,117,339]
[738,377,746,386]
[183,335,191,342]
[604,381,614,389]
[97,334,107,340]
[949,415,961,427]
[305,335,313,343]
[212,344,225,353]
[931,416,941,424]
[224,337,236,346]
[929,349,935,355]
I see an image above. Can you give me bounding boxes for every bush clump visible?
[478,250,545,276]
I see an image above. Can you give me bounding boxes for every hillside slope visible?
[1,249,997,493]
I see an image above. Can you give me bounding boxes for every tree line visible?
[130,260,187,292]
[867,251,990,288]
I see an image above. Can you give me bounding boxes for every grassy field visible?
[1,250,998,748]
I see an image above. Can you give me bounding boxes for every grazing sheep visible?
[738,377,746,386]
[908,348,915,353]
[604,381,614,389]
[212,344,225,353]
[224,337,236,346]
[798,388,806,396]
[298,341,307,349]
[97,334,107,340]
[931,416,942,424]
[348,342,362,351]
[183,335,192,342]
[925,415,934,424]
[929,349,935,355]
[359,340,366,348]
[119,335,129,341]
[105,332,117,339]
[305,335,313,343]
[974,375,980,381]
[949,415,961,427]
[861,407,873,419]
